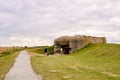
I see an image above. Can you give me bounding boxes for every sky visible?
[0,0,120,47]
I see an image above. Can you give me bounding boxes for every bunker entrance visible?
[61,45,71,54]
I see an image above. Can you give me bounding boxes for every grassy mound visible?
[31,43,120,80]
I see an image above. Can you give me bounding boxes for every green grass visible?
[27,48,45,54]
[31,43,120,80]
[27,46,54,54]
[47,46,54,53]
[0,48,23,80]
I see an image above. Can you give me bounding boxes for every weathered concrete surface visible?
[4,51,42,80]
[54,35,106,54]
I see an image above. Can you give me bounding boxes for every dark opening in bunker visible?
[61,45,71,54]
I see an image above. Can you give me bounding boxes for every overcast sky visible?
[0,0,120,46]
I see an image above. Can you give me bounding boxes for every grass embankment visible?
[0,48,23,80]
[31,44,120,80]
[27,46,54,54]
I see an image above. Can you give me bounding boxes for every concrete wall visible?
[54,35,106,54]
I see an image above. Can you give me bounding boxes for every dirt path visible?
[4,51,42,80]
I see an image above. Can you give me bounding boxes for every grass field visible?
[0,47,11,53]
[0,48,23,80]
[30,43,120,80]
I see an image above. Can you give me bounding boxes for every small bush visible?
[0,51,10,57]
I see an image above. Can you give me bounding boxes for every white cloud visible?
[0,34,52,47]
[0,0,120,46]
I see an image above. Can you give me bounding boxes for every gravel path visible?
[4,51,41,80]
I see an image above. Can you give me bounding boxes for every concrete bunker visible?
[54,36,71,54]
[54,35,106,54]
